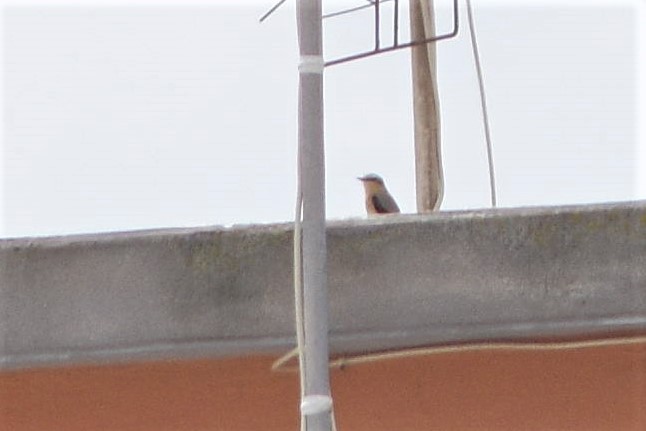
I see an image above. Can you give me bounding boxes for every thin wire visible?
[259,0,288,23]
[272,335,646,372]
[466,0,497,207]
[294,132,306,431]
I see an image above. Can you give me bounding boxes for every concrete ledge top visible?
[2,201,646,369]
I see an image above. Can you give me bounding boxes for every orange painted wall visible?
[2,342,645,431]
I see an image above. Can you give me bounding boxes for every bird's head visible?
[357,173,385,186]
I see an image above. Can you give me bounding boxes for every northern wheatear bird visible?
[357,173,400,215]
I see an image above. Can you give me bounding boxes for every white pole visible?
[295,1,332,431]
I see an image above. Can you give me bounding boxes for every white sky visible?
[0,0,643,237]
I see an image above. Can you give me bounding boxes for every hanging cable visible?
[466,0,497,207]
[293,143,307,431]
[273,335,646,372]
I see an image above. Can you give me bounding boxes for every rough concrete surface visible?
[1,201,645,369]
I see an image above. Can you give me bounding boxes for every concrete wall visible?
[1,201,645,369]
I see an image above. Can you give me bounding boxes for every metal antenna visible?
[261,0,459,62]
[322,0,395,19]
[324,0,459,66]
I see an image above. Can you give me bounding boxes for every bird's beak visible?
[357,176,365,181]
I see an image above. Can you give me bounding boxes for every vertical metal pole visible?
[296,1,332,431]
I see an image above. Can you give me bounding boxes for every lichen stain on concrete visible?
[531,221,559,248]
[174,229,290,309]
[531,211,644,248]
[331,226,394,257]
[183,232,252,276]
[166,236,247,315]
[187,238,236,274]
[585,213,644,237]
[490,218,532,252]
[238,230,288,256]
[337,233,378,256]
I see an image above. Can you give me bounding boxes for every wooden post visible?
[410,0,444,212]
